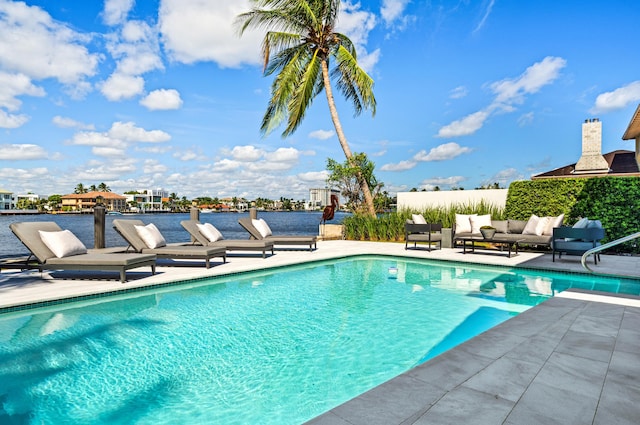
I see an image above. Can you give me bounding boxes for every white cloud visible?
[159,0,261,67]
[108,122,171,143]
[381,0,411,25]
[143,159,168,174]
[173,150,198,161]
[229,145,265,161]
[0,71,45,111]
[0,1,98,84]
[92,146,126,157]
[0,109,29,128]
[213,158,242,172]
[380,160,416,172]
[140,89,183,110]
[450,86,468,99]
[437,110,490,138]
[473,0,495,34]
[337,1,379,73]
[420,176,466,190]
[297,170,329,181]
[590,81,640,113]
[69,131,124,148]
[264,147,300,162]
[0,144,48,160]
[52,116,95,130]
[102,0,135,26]
[517,112,535,127]
[414,142,472,161]
[309,129,335,140]
[0,167,49,180]
[100,73,145,101]
[490,56,567,105]
[483,168,524,186]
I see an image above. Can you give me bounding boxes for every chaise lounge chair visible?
[112,219,226,268]
[238,217,317,251]
[180,220,274,258]
[9,222,156,283]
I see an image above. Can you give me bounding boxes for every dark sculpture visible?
[321,194,339,224]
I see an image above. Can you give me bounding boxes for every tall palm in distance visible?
[236,0,377,216]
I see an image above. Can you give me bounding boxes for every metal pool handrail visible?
[581,231,640,272]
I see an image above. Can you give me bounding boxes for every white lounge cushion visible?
[134,223,166,249]
[455,213,477,234]
[39,229,88,258]
[523,214,549,236]
[197,222,224,242]
[411,214,427,224]
[252,218,273,237]
[543,213,565,236]
[470,214,492,234]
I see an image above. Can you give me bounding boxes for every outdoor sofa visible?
[9,221,156,283]
[452,214,559,248]
[113,219,226,268]
[180,220,274,258]
[238,217,317,251]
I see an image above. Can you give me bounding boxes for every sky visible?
[1,0,640,201]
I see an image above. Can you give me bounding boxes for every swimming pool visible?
[0,256,638,424]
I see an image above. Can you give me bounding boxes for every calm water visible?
[0,256,558,425]
[0,211,346,257]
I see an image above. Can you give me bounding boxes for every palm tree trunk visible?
[321,60,376,217]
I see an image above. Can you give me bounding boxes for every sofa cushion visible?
[470,214,492,234]
[455,213,476,234]
[572,217,589,228]
[507,220,527,234]
[492,220,508,234]
[523,215,549,236]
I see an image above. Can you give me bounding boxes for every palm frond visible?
[331,45,376,116]
[284,51,322,136]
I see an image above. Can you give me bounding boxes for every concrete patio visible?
[1,241,640,424]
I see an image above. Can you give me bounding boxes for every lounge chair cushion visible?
[39,229,88,258]
[135,223,166,249]
[411,214,427,224]
[252,219,272,237]
[470,214,492,234]
[455,214,476,234]
[197,223,224,242]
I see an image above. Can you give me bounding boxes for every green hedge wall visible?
[505,177,640,252]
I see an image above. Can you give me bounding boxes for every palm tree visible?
[98,182,111,192]
[74,183,88,194]
[236,0,377,216]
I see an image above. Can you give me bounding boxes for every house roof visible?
[622,104,640,140]
[532,150,640,179]
[61,191,126,200]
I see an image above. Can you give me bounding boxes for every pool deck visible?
[2,241,640,424]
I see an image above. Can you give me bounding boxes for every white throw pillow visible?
[135,223,166,249]
[543,214,565,236]
[39,229,88,258]
[411,214,427,224]
[522,215,540,235]
[252,218,273,238]
[455,213,476,234]
[470,214,492,234]
[197,222,224,242]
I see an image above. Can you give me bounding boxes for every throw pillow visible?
[411,214,427,224]
[134,223,166,249]
[39,229,88,258]
[252,218,273,238]
[470,214,492,234]
[543,213,565,236]
[522,215,540,235]
[572,217,589,229]
[455,213,476,234]
[197,223,224,242]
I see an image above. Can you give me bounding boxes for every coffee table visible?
[456,236,523,258]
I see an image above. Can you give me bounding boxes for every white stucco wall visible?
[397,189,508,210]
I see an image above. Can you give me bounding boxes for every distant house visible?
[308,188,340,210]
[0,189,13,210]
[61,191,127,212]
[532,109,640,179]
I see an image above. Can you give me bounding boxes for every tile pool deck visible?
[2,241,640,424]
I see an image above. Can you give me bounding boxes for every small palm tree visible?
[98,182,111,192]
[236,0,377,216]
[74,183,88,194]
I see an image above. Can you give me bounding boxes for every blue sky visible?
[1,0,639,200]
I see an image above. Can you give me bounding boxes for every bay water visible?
[0,211,347,258]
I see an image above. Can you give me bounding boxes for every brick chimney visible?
[575,118,609,173]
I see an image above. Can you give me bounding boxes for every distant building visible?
[15,193,46,208]
[61,191,127,212]
[532,114,640,179]
[127,188,169,211]
[308,188,340,210]
[0,189,13,210]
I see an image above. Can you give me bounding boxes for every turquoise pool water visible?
[0,257,638,424]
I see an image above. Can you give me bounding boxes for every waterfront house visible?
[61,191,127,212]
[0,189,13,210]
